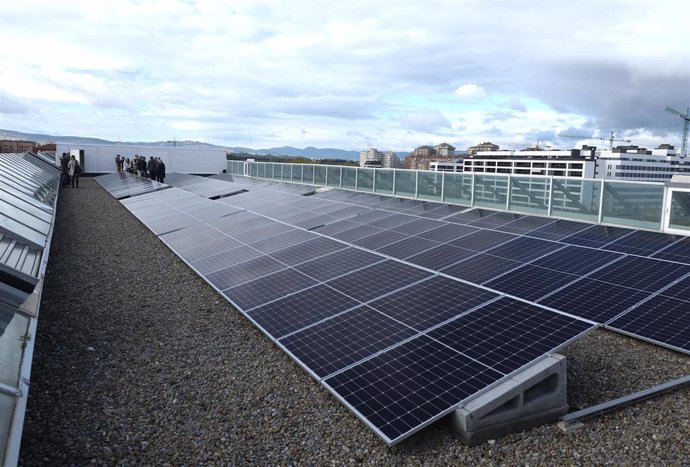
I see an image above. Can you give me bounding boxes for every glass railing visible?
[228,161,690,235]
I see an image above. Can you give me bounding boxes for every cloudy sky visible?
[1,0,688,151]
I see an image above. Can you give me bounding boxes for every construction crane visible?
[664,106,690,157]
[560,131,631,150]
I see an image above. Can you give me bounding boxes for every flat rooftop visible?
[20,177,690,464]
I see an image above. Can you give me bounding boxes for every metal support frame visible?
[560,374,690,425]
[441,171,445,202]
[414,171,419,198]
[355,168,359,190]
[339,167,343,188]
[470,172,475,206]
[505,176,512,211]
[547,176,554,216]
[598,180,606,223]
[392,169,397,196]
[372,168,376,192]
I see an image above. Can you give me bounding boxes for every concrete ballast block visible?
[450,354,568,446]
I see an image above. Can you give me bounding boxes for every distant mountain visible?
[0,128,366,160]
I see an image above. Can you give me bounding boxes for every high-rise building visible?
[404,144,456,170]
[359,148,398,168]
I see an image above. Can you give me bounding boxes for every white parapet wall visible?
[55,143,228,174]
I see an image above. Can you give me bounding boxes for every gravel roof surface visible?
[20,177,690,465]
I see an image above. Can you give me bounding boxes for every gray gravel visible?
[20,177,690,465]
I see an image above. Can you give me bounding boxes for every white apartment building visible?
[430,148,596,178]
[359,148,398,168]
[597,145,690,180]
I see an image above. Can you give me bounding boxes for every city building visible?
[404,143,456,170]
[467,141,499,156]
[1,139,35,153]
[359,148,398,168]
[597,144,690,180]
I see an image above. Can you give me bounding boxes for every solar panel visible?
[652,237,690,264]
[365,213,417,229]
[416,223,479,243]
[246,228,316,254]
[232,223,295,243]
[294,247,384,281]
[280,305,419,379]
[444,208,498,225]
[352,230,409,250]
[223,268,318,310]
[390,218,445,236]
[428,297,595,374]
[602,230,681,257]
[607,295,690,353]
[247,284,360,339]
[468,211,523,229]
[530,246,623,276]
[324,335,504,445]
[368,276,498,332]
[660,276,690,300]
[483,237,563,263]
[495,215,554,235]
[447,229,516,251]
[406,244,477,270]
[325,260,432,303]
[441,254,522,284]
[560,224,633,249]
[587,256,690,293]
[313,220,362,236]
[527,219,590,241]
[174,236,243,262]
[376,237,440,260]
[538,278,651,323]
[204,255,287,290]
[484,265,580,301]
[189,245,263,275]
[332,225,386,243]
[269,237,346,266]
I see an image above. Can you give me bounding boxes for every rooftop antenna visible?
[664,106,690,157]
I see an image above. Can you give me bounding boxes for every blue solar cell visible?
[588,256,690,293]
[539,278,650,323]
[653,237,690,264]
[495,215,554,235]
[364,213,417,229]
[531,246,623,276]
[441,253,522,284]
[416,223,480,243]
[369,276,497,332]
[406,244,477,270]
[448,229,516,251]
[484,264,580,301]
[607,295,690,352]
[469,212,523,229]
[602,230,682,257]
[326,260,432,303]
[390,218,445,235]
[332,225,386,243]
[223,268,317,311]
[204,255,286,290]
[280,305,418,378]
[294,247,383,281]
[269,236,346,266]
[560,225,633,248]
[189,245,263,275]
[324,335,504,445]
[484,237,563,262]
[246,228,316,253]
[428,297,595,374]
[660,276,690,301]
[247,284,360,339]
[527,220,590,241]
[376,237,440,260]
[444,209,499,225]
[352,230,409,250]
[313,219,361,236]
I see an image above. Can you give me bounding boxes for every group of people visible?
[115,154,166,183]
[60,152,81,188]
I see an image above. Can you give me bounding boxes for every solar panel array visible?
[164,172,247,198]
[95,171,170,199]
[104,172,690,445]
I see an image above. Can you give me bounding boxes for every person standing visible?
[124,157,132,173]
[156,157,166,183]
[147,156,158,181]
[115,154,122,172]
[67,155,81,188]
[60,153,69,186]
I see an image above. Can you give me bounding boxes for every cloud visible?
[453,84,487,100]
[400,111,451,132]
[0,91,28,114]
